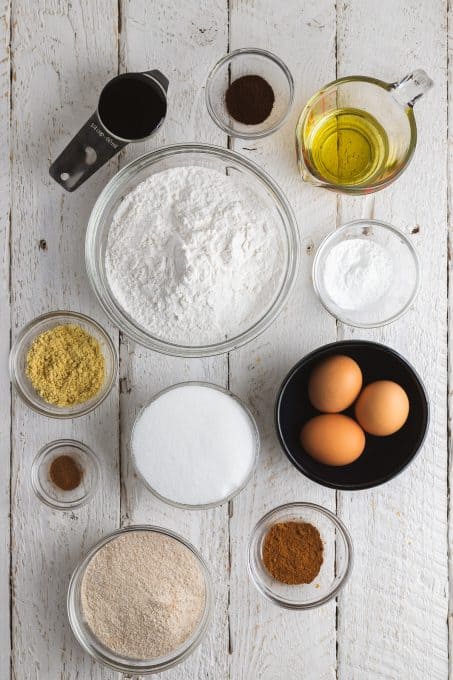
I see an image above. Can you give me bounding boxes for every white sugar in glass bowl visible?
[85,143,299,357]
[131,382,260,509]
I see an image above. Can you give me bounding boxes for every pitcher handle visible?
[391,69,433,107]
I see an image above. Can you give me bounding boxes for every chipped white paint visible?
[2,1,451,679]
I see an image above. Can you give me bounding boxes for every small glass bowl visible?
[31,439,100,510]
[206,48,294,139]
[131,381,260,510]
[10,310,117,418]
[312,220,420,327]
[248,502,353,609]
[67,525,213,675]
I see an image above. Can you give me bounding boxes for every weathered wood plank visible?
[0,0,11,678]
[118,1,229,678]
[448,1,453,675]
[10,1,120,678]
[336,1,449,678]
[7,1,452,679]
[228,2,339,679]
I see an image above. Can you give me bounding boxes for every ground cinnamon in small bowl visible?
[49,455,83,491]
[262,521,323,584]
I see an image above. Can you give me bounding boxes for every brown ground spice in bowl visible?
[262,521,324,584]
[49,455,83,491]
[225,75,275,125]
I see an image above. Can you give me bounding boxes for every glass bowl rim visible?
[85,143,300,357]
[130,380,260,510]
[205,47,295,139]
[67,524,213,674]
[247,501,353,610]
[9,310,118,418]
[312,219,421,328]
[31,438,101,510]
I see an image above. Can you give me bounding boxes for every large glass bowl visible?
[67,525,213,674]
[85,144,299,357]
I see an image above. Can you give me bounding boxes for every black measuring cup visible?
[50,70,168,192]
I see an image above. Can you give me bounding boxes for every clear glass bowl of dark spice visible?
[31,439,100,510]
[206,48,294,139]
[248,502,353,609]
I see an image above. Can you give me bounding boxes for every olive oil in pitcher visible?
[301,107,390,187]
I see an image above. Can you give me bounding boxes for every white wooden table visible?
[1,1,451,678]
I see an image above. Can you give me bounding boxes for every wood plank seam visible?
[448,2,452,676]
[5,0,11,676]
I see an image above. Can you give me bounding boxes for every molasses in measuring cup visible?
[296,70,433,195]
[50,70,168,191]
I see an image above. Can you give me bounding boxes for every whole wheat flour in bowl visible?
[105,165,284,346]
[77,528,209,665]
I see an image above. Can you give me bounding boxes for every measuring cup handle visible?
[49,112,127,192]
[391,69,433,107]
[143,69,169,93]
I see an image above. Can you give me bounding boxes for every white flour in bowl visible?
[105,166,284,346]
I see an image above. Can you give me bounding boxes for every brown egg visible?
[355,380,409,436]
[308,355,363,413]
[300,414,366,466]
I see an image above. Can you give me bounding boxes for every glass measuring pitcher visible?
[296,70,433,194]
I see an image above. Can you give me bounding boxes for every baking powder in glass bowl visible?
[131,382,259,508]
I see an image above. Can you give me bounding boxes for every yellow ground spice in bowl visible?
[26,324,105,406]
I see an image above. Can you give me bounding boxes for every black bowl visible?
[275,340,429,490]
